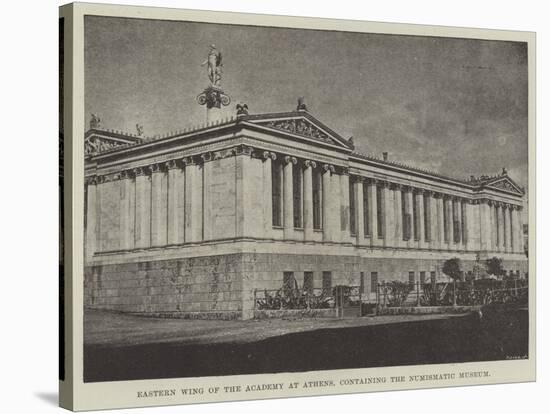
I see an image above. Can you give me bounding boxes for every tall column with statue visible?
[197,45,231,124]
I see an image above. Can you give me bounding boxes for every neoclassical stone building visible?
[84,101,527,319]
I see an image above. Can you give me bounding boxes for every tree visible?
[442,257,462,281]
[486,257,505,278]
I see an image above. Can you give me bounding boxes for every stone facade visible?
[84,108,528,319]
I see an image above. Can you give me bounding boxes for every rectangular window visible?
[363,182,370,236]
[370,272,378,293]
[349,181,356,234]
[312,169,322,230]
[293,163,302,228]
[303,272,314,294]
[413,195,419,240]
[271,163,282,227]
[376,186,384,239]
[359,271,365,294]
[430,271,436,284]
[402,190,410,240]
[420,271,426,285]
[283,271,296,292]
[408,271,415,285]
[322,271,332,295]
[424,194,430,241]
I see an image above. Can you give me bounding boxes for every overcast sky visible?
[85,16,528,191]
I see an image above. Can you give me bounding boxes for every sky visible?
[85,16,528,192]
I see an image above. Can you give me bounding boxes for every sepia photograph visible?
[81,12,530,384]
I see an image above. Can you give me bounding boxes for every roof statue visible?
[90,113,101,129]
[236,103,249,117]
[201,44,223,87]
[136,123,144,136]
[296,96,308,111]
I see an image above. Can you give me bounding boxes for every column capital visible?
[85,175,98,185]
[390,182,401,191]
[133,166,150,176]
[322,163,335,174]
[165,159,179,170]
[284,155,298,165]
[378,180,390,188]
[262,151,277,161]
[120,170,133,180]
[150,163,164,173]
[181,156,196,166]
[235,144,254,157]
[304,159,317,169]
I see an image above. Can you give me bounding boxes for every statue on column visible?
[201,44,223,87]
[197,44,230,111]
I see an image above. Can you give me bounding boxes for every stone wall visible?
[84,254,245,319]
[85,251,528,320]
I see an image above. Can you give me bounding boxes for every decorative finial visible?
[236,103,249,117]
[502,167,508,176]
[90,113,101,129]
[347,136,355,149]
[296,97,307,112]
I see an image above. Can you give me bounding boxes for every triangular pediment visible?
[483,176,524,195]
[85,129,143,156]
[243,112,353,150]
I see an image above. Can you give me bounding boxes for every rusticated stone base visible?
[84,252,528,320]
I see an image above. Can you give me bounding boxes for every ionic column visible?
[85,177,97,260]
[381,181,394,247]
[322,164,333,242]
[119,170,134,250]
[416,190,426,248]
[435,193,445,250]
[404,186,414,249]
[340,170,351,242]
[303,160,315,241]
[444,196,453,250]
[460,199,473,250]
[504,204,512,253]
[367,178,380,247]
[283,156,297,240]
[455,198,462,249]
[150,163,167,247]
[428,191,438,250]
[134,166,151,249]
[184,157,203,243]
[354,177,365,245]
[393,184,404,248]
[167,160,183,245]
[496,203,504,252]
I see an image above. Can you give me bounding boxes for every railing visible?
[254,288,336,310]
[377,279,528,308]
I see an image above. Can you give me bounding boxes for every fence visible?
[253,285,363,311]
[376,278,528,308]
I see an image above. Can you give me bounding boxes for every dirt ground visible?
[84,309,465,346]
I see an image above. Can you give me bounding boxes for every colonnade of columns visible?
[84,146,525,258]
